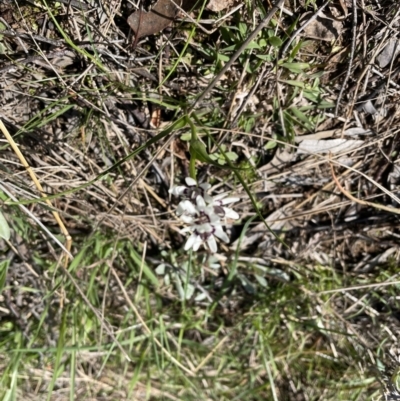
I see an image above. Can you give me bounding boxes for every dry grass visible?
[0,0,400,400]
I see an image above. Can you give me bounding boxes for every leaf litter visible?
[0,0,399,399]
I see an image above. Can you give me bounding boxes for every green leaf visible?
[0,259,10,291]
[268,36,282,47]
[218,54,230,62]
[290,107,314,129]
[245,41,262,50]
[258,38,268,47]
[238,22,247,37]
[174,274,194,300]
[0,210,10,241]
[129,247,159,286]
[155,264,166,275]
[0,43,7,55]
[264,140,277,150]
[180,133,191,141]
[255,274,268,288]
[280,62,310,74]
[255,54,272,61]
[0,21,6,40]
[281,80,305,88]
[238,274,256,294]
[225,151,238,161]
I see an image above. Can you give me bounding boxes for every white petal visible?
[196,223,213,234]
[199,183,211,191]
[169,185,186,196]
[196,195,206,208]
[213,193,238,202]
[185,177,197,186]
[220,197,240,205]
[203,194,214,204]
[176,200,197,216]
[223,207,239,220]
[180,226,193,234]
[184,233,198,250]
[180,215,195,224]
[214,226,229,243]
[212,193,224,201]
[192,237,203,251]
[207,236,218,253]
[209,213,222,224]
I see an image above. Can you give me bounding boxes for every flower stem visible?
[186,116,197,179]
[189,154,196,179]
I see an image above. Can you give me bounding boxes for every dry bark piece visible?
[206,0,235,12]
[127,0,182,40]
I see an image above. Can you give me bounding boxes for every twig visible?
[53,0,89,10]
[319,278,400,294]
[0,51,69,73]
[334,0,358,116]
[189,0,285,112]
[230,66,267,128]
[27,0,88,10]
[0,30,64,46]
[329,156,400,215]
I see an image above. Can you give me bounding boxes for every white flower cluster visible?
[169,177,239,253]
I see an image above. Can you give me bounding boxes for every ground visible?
[0,0,399,400]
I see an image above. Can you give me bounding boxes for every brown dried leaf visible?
[206,0,235,12]
[302,12,343,41]
[127,0,182,40]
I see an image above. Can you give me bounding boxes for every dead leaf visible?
[377,39,400,68]
[258,149,294,175]
[150,108,162,128]
[206,0,235,12]
[302,12,343,41]
[297,139,363,155]
[358,100,378,115]
[127,0,182,40]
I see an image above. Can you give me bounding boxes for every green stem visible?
[187,116,197,179]
[189,155,196,180]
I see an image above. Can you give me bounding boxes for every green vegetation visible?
[0,0,398,400]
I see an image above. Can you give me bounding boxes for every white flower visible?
[182,222,229,253]
[209,194,240,220]
[169,177,213,203]
[178,196,230,253]
[170,177,240,253]
[176,200,197,223]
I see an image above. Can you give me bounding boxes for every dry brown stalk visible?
[0,119,72,265]
[329,155,400,216]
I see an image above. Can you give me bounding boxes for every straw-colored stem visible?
[0,119,72,262]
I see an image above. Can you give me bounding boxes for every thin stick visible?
[319,280,400,294]
[189,0,285,111]
[194,336,229,373]
[329,156,400,215]
[0,119,72,261]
